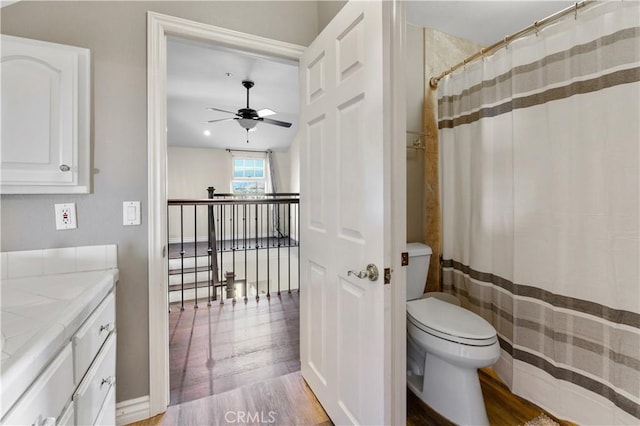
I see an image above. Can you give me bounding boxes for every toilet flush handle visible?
[347,264,379,282]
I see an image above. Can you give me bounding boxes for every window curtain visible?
[437,2,639,423]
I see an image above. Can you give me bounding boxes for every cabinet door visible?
[73,333,116,426]
[73,292,116,384]
[0,35,90,193]
[1,344,74,425]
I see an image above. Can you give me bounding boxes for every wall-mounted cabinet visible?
[1,35,90,194]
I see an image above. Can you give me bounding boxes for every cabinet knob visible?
[99,323,114,334]
[59,164,70,172]
[101,376,115,387]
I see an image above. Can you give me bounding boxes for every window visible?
[231,157,266,194]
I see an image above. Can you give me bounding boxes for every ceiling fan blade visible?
[207,107,239,115]
[207,118,236,123]
[257,108,276,118]
[261,117,292,128]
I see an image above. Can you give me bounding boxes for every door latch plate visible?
[401,252,409,266]
[384,268,391,284]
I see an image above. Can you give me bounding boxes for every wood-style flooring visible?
[151,290,574,426]
[134,368,572,426]
[132,371,331,426]
[407,368,575,426]
[169,292,300,405]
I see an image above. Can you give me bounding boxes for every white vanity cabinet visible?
[1,246,119,426]
[72,292,116,426]
[0,35,90,194]
[1,290,116,426]
[1,345,75,426]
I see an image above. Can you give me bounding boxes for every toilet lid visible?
[406,297,496,341]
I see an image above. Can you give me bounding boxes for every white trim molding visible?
[147,11,305,417]
[115,395,150,426]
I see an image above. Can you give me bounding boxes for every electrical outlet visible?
[55,203,77,230]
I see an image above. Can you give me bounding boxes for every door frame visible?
[146,7,406,423]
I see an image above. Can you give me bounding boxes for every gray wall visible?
[406,23,425,243]
[317,0,347,32]
[0,0,319,403]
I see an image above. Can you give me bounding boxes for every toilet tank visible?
[406,242,432,301]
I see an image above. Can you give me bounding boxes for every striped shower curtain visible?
[437,2,639,424]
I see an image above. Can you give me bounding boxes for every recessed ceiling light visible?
[203,130,211,136]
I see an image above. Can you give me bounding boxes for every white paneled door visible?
[299,2,393,424]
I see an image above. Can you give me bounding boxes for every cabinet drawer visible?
[73,291,115,383]
[2,344,73,426]
[73,332,116,426]
[94,384,115,426]
[58,402,74,426]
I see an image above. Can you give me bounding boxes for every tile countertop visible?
[0,245,119,420]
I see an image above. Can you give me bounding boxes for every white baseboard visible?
[116,395,150,426]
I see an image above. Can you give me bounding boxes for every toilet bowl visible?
[405,243,500,426]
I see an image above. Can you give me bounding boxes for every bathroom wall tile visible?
[421,28,481,293]
[76,245,106,272]
[105,245,118,269]
[43,247,77,275]
[1,253,7,280]
[7,250,43,279]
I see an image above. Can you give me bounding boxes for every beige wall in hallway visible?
[167,147,292,242]
[0,0,319,403]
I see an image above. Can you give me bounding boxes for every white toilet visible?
[406,242,500,426]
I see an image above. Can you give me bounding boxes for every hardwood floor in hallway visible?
[133,367,572,426]
[133,371,331,426]
[169,291,300,405]
[138,289,575,426]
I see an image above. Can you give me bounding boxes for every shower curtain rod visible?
[429,0,591,88]
[226,148,272,154]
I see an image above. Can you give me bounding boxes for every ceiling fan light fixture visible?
[237,118,258,130]
[207,80,292,133]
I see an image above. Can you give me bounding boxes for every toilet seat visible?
[406,297,497,347]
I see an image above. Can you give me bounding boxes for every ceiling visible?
[167,37,299,152]
[167,1,573,152]
[406,1,574,46]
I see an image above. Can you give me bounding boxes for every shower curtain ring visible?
[574,2,579,19]
[534,21,540,36]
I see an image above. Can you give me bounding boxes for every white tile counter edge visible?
[0,244,119,421]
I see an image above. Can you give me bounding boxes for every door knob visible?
[348,264,379,281]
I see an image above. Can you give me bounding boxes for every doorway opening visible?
[147,12,307,414]
[165,35,302,406]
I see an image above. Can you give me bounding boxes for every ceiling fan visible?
[206,80,292,132]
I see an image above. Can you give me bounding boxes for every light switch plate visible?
[55,203,77,230]
[123,201,141,226]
